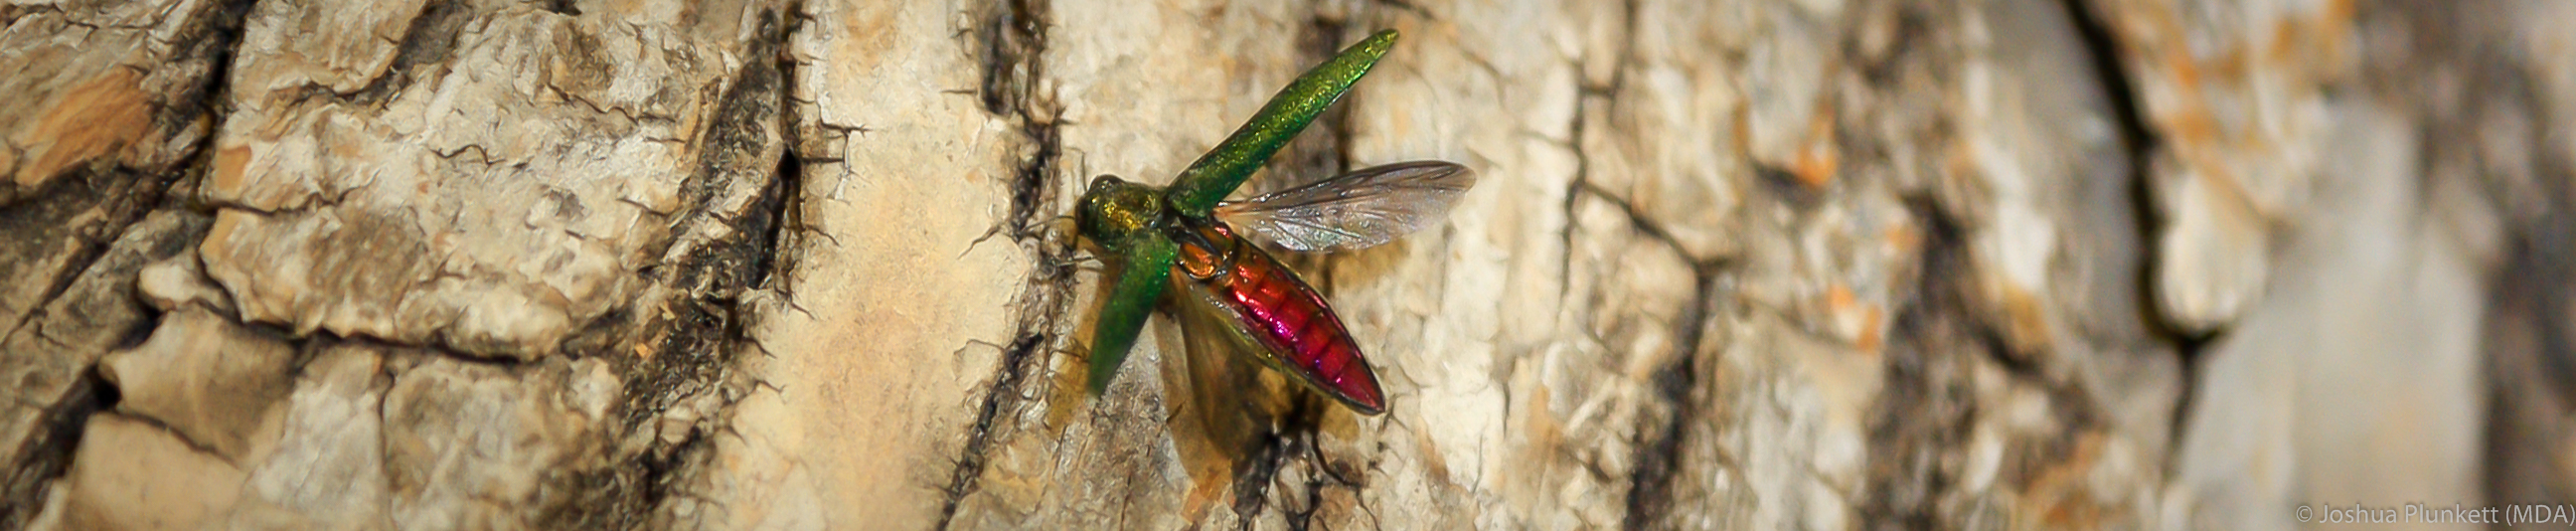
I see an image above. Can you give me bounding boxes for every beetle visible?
[1074,29,1473,416]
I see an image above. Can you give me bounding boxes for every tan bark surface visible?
[0,0,2568,529]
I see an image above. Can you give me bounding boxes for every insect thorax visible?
[1074,175,1168,251]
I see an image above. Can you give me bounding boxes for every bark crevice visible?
[558,4,802,527]
[0,0,251,519]
[939,0,1067,527]
[1624,267,1723,531]
[2057,0,2211,468]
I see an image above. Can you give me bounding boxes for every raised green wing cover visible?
[1164,30,1398,217]
[1087,234,1179,394]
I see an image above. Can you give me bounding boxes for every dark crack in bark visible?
[2058,0,2211,468]
[546,5,800,528]
[937,332,1046,529]
[938,0,1069,527]
[2484,211,2576,504]
[350,0,471,106]
[1858,196,2111,530]
[757,3,815,305]
[0,0,252,521]
[1593,175,1730,530]
[1566,137,1734,531]
[0,195,219,530]
[1521,6,1737,522]
[1229,397,1372,531]
[540,0,581,17]
[1230,405,1305,530]
[1623,267,1722,531]
[1560,0,1639,310]
[1853,197,1983,529]
[0,170,161,342]
[0,368,117,528]
[973,0,1048,118]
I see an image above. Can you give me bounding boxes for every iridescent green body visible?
[1074,30,1400,408]
[1076,176,1179,392]
[1166,31,1397,218]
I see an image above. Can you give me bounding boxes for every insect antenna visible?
[1066,144,1093,178]
[950,337,1014,358]
[1045,246,1104,269]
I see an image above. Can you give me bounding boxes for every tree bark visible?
[0,0,2565,529]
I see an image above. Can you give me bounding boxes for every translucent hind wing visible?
[1214,161,1475,252]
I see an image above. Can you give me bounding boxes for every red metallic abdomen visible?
[1174,223,1387,414]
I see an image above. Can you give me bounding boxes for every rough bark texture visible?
[0,0,2567,529]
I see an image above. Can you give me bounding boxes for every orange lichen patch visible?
[1792,142,1839,189]
[2152,66,2220,137]
[1855,304,1884,353]
[2021,433,2123,529]
[2264,19,2309,68]
[12,69,153,188]
[2160,107,2220,151]
[2323,0,2357,22]
[1882,224,1922,258]
[2203,36,2255,79]
[2160,49,2202,96]
[1790,105,1840,189]
[1825,282,1881,351]
[2265,1,2355,71]
[1826,282,1856,314]
[2152,96,2245,191]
